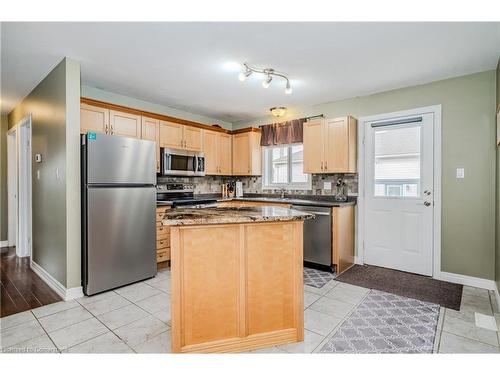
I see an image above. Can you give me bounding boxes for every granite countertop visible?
[161,206,314,226]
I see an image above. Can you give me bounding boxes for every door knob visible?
[424,190,431,195]
[424,201,431,206]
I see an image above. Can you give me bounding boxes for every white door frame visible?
[357,105,442,277]
[7,128,18,248]
[7,114,33,257]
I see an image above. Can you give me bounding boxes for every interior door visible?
[364,113,434,276]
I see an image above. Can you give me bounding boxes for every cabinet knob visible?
[325,161,327,170]
[321,161,324,171]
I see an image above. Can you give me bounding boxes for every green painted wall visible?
[81,85,233,130]
[235,71,497,280]
[8,58,81,289]
[0,113,7,243]
[496,59,500,291]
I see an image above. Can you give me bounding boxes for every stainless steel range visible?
[157,183,218,208]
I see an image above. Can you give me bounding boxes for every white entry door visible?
[364,113,434,276]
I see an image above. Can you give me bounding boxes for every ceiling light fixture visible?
[239,63,292,94]
[270,107,287,118]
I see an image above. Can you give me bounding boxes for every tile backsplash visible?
[157,173,358,196]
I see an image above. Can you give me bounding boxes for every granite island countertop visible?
[162,206,314,226]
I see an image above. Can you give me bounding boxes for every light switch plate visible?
[323,182,332,190]
[456,168,465,179]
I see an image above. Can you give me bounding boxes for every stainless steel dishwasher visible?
[291,205,333,272]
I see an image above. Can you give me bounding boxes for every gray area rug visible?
[320,290,440,353]
[304,267,335,288]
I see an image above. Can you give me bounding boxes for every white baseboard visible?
[0,240,9,247]
[30,260,83,301]
[435,271,496,290]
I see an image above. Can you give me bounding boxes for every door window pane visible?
[374,125,421,197]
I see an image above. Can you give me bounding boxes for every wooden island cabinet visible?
[165,207,312,353]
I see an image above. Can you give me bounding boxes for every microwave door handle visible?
[194,156,198,173]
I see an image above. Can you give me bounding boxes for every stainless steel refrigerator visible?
[82,133,157,295]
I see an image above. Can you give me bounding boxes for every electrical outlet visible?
[456,168,465,179]
[323,181,332,190]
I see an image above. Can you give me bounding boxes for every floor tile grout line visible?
[31,310,62,354]
[81,290,171,351]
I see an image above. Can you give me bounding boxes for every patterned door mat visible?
[320,290,440,353]
[304,267,336,288]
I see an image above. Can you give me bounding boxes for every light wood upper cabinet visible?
[303,119,325,173]
[80,104,109,134]
[203,130,218,175]
[159,121,202,151]
[218,133,232,175]
[303,116,357,173]
[232,131,261,176]
[141,117,161,172]
[159,121,183,148]
[183,126,203,151]
[109,110,142,138]
[204,130,232,175]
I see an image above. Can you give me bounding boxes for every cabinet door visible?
[303,119,324,173]
[324,117,348,172]
[218,133,232,175]
[203,130,219,175]
[142,117,160,172]
[81,104,109,134]
[159,121,183,148]
[109,110,141,138]
[232,133,250,175]
[184,126,203,151]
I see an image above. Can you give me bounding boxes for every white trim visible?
[30,260,83,301]
[0,240,9,247]
[357,105,442,278]
[435,271,496,291]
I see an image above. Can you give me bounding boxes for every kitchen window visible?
[262,144,311,190]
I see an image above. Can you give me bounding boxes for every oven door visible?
[161,148,196,176]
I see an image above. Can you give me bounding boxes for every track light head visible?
[262,75,272,88]
[285,81,292,94]
[238,67,252,82]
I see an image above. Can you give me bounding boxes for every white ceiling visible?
[2,22,499,122]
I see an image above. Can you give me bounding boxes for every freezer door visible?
[85,186,156,295]
[86,133,156,185]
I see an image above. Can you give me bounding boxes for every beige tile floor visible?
[1,268,499,354]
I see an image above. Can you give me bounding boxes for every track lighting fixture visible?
[238,63,292,94]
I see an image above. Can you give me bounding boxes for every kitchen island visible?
[162,206,314,353]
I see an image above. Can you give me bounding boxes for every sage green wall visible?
[81,85,233,130]
[235,71,497,280]
[496,59,500,291]
[8,58,81,289]
[0,113,7,242]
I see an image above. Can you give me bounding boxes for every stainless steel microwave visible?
[160,148,205,176]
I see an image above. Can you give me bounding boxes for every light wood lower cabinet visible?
[171,221,304,353]
[332,205,355,274]
[156,206,171,264]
